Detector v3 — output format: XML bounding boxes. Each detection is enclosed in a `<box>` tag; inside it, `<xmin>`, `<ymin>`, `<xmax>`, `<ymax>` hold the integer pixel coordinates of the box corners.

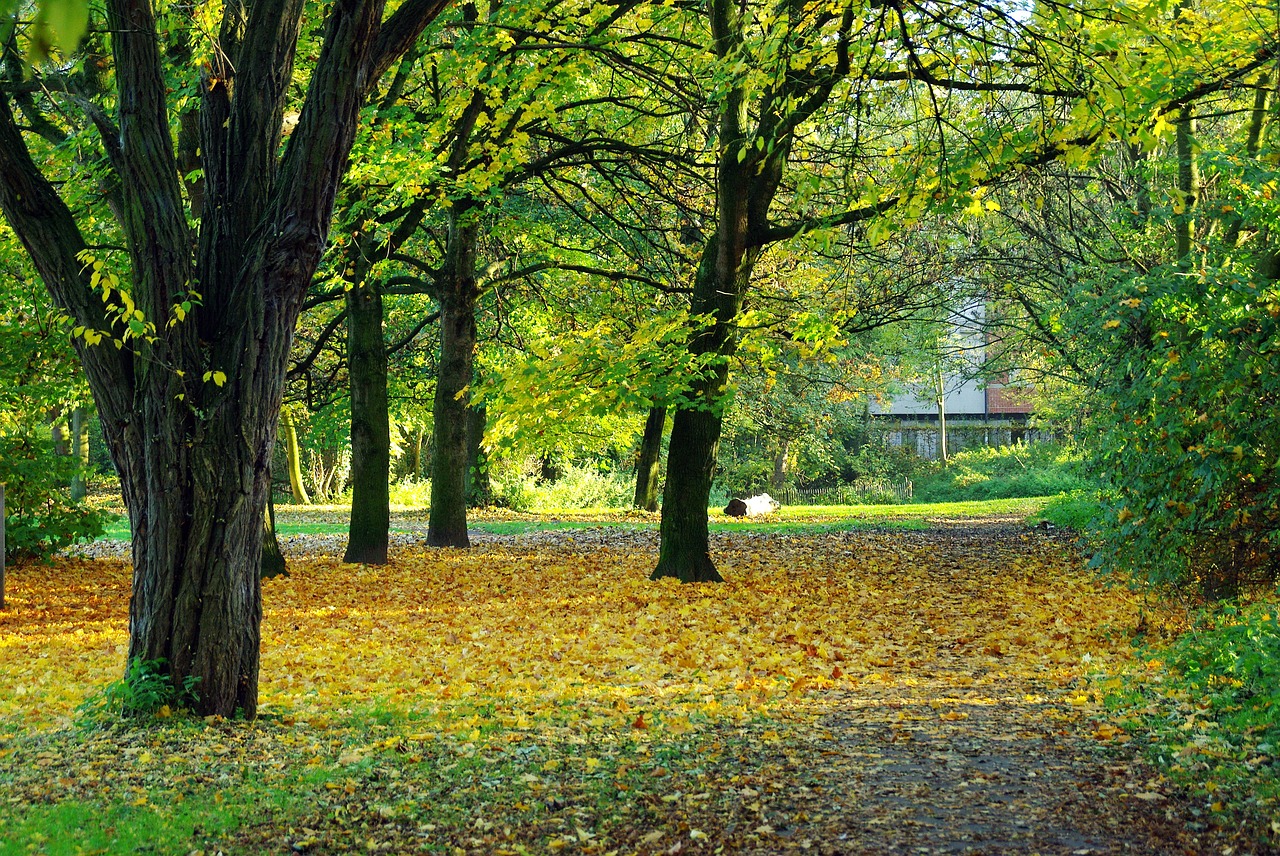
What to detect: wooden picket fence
<box><xmin>776</xmin><ymin>478</ymin><xmax>913</xmax><ymax>506</ymax></box>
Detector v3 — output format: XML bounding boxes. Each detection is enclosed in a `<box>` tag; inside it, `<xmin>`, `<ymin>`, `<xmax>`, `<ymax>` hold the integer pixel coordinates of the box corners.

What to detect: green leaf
<box><xmin>41</xmin><ymin>0</ymin><xmax>89</xmax><ymax>53</ymax></box>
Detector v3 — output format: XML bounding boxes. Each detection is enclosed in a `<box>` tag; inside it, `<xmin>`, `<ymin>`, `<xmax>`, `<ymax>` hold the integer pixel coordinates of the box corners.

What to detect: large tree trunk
<box><xmin>633</xmin><ymin>406</ymin><xmax>666</xmax><ymax>511</ymax></box>
<box><xmin>427</xmin><ymin>210</ymin><xmax>479</xmax><ymax>548</ymax></box>
<box><xmin>653</xmin><ymin>240</ymin><xmax>753</xmax><ymax>582</ymax></box>
<box><xmin>345</xmin><ymin>280</ymin><xmax>390</xmax><ymax>564</ymax></box>
<box><xmin>654</xmin><ymin>391</ymin><xmax>725</xmax><ymax>583</ymax></box>
<box><xmin>0</xmin><ymin>0</ymin><xmax>449</xmax><ymax>716</ymax></box>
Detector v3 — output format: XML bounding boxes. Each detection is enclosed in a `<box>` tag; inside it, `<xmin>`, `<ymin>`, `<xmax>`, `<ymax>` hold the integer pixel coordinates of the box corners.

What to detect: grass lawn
<box><xmin>93</xmin><ymin>496</ymin><xmax>1052</xmax><ymax>543</ymax></box>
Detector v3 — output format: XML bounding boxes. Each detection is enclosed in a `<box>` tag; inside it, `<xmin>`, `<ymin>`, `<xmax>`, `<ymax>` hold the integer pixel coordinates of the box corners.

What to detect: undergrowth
<box><xmin>1107</xmin><ymin>599</ymin><xmax>1280</xmax><ymax>848</ymax></box>
<box><xmin>914</xmin><ymin>442</ymin><xmax>1092</xmax><ymax>502</ymax></box>
<box><xmin>78</xmin><ymin>658</ymin><xmax>201</xmax><ymax>723</ymax></box>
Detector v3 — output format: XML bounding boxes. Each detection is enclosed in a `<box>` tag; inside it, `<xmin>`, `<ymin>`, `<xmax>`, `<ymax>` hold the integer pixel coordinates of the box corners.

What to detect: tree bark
<box><xmin>770</xmin><ymin>436</ymin><xmax>790</xmax><ymax>492</ymax></box>
<box><xmin>406</xmin><ymin>425</ymin><xmax>424</xmax><ymax>480</ymax></box>
<box><xmin>344</xmin><ymin>279</ymin><xmax>390</xmax><ymax>564</ymax></box>
<box><xmin>427</xmin><ymin>208</ymin><xmax>480</xmax><ymax>548</ymax></box>
<box><xmin>652</xmin><ymin>0</ymin><xmax>850</xmax><ymax>582</ymax></box>
<box><xmin>633</xmin><ymin>406</ymin><xmax>666</xmax><ymax>511</ymax></box>
<box><xmin>655</xmin><ymin>391</ymin><xmax>726</xmax><ymax>583</ymax></box>
<box><xmin>51</xmin><ymin>416</ymin><xmax>69</xmax><ymax>457</ymax></box>
<box><xmin>936</xmin><ymin>362</ymin><xmax>948</xmax><ymax>466</ymax></box>
<box><xmin>653</xmin><ymin>239</ymin><xmax>752</xmax><ymax>582</ymax></box>
<box><xmin>1175</xmin><ymin>104</ymin><xmax>1199</xmax><ymax>262</ymax></box>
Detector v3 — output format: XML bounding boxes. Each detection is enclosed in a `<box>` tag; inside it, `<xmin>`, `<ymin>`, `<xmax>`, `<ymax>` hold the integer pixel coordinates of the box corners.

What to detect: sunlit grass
<box><xmin>92</xmin><ymin>496</ymin><xmax>1055</xmax><ymax>544</ymax></box>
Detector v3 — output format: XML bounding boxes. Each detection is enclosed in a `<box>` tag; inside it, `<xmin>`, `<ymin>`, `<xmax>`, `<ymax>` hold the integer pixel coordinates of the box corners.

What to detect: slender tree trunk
<box><xmin>936</xmin><ymin>363</ymin><xmax>948</xmax><ymax>466</ymax></box>
<box><xmin>281</xmin><ymin>407</ymin><xmax>311</xmax><ymax>505</ymax></box>
<box><xmin>51</xmin><ymin>417</ymin><xmax>68</xmax><ymax>456</ymax></box>
<box><xmin>1175</xmin><ymin>104</ymin><xmax>1199</xmax><ymax>261</ymax></box>
<box><xmin>70</xmin><ymin>406</ymin><xmax>89</xmax><ymax>502</ymax></box>
<box><xmin>427</xmin><ymin>210</ymin><xmax>479</xmax><ymax>548</ymax></box>
<box><xmin>407</xmin><ymin>426</ymin><xmax>424</xmax><ymax>480</ymax></box>
<box><xmin>1</xmin><ymin>483</ymin><xmax>5</xmax><ymax>609</ymax></box>
<box><xmin>770</xmin><ymin>436</ymin><xmax>790</xmax><ymax>492</ymax></box>
<box><xmin>1225</xmin><ymin>74</ymin><xmax>1272</xmax><ymax>248</ymax></box>
<box><xmin>345</xmin><ymin>280</ymin><xmax>390</xmax><ymax>564</ymax></box>
<box><xmin>634</xmin><ymin>406</ymin><xmax>666</xmax><ymax>511</ymax></box>
<box><xmin>261</xmin><ymin>491</ymin><xmax>287</xmax><ymax>579</ymax></box>
<box><xmin>465</xmin><ymin>402</ymin><xmax>490</xmax><ymax>507</ymax></box>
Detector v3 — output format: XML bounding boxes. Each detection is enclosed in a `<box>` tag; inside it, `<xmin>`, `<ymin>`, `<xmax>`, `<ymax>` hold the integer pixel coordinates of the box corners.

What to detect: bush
<box><xmin>1</xmin><ymin>432</ymin><xmax>108</xmax><ymax>562</ymax></box>
<box><xmin>489</xmin><ymin>460</ymin><xmax>633</xmax><ymax>511</ymax></box>
<box><xmin>530</xmin><ymin>464</ymin><xmax>632</xmax><ymax>510</ymax></box>
<box><xmin>914</xmin><ymin>442</ymin><xmax>1091</xmax><ymax>503</ymax></box>
<box><xmin>388</xmin><ymin>478</ymin><xmax>432</xmax><ymax>508</ymax></box>
<box><xmin>78</xmin><ymin>657</ymin><xmax>201</xmax><ymax>722</ymax></box>
<box><xmin>1084</xmin><ymin>268</ymin><xmax>1280</xmax><ymax>598</ymax></box>
<box><xmin>1108</xmin><ymin>602</ymin><xmax>1280</xmax><ymax>846</ymax></box>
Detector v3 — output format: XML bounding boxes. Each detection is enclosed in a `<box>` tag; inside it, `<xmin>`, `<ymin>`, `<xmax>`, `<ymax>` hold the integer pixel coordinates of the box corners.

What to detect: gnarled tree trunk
<box><xmin>0</xmin><ymin>0</ymin><xmax>450</xmax><ymax>716</ymax></box>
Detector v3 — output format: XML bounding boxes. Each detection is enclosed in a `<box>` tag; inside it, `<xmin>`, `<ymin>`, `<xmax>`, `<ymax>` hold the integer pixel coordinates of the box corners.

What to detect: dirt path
<box><xmin>593</xmin><ymin>523</ymin><xmax>1218</xmax><ymax>855</ymax></box>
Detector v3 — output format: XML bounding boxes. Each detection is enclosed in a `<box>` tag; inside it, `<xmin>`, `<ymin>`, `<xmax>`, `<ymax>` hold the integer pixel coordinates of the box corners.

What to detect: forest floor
<box><xmin>0</xmin><ymin>514</ymin><xmax>1245</xmax><ymax>855</ymax></box>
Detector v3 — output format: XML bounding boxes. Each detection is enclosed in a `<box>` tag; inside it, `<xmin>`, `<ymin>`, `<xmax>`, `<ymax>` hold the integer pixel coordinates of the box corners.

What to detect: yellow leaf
<box><xmin>1103</xmin><ymin>319</ymin><xmax>1121</xmax><ymax>329</ymax></box>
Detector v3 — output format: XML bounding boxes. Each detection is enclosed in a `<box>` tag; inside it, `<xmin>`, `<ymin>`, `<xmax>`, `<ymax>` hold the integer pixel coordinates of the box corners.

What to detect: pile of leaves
<box><xmin>0</xmin><ymin>524</ymin><xmax>1237</xmax><ymax>853</ymax></box>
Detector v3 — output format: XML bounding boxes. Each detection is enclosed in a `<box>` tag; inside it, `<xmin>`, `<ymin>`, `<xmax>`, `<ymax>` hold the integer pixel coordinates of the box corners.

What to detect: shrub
<box><xmin>78</xmin><ymin>658</ymin><xmax>201</xmax><ymax>722</ymax></box>
<box><xmin>529</xmin><ymin>464</ymin><xmax>632</xmax><ymax>510</ymax></box>
<box><xmin>489</xmin><ymin>460</ymin><xmax>633</xmax><ymax>511</ymax></box>
<box><xmin>1108</xmin><ymin>602</ymin><xmax>1280</xmax><ymax>845</ymax></box>
<box><xmin>1084</xmin><ymin>268</ymin><xmax>1280</xmax><ymax>598</ymax></box>
<box><xmin>389</xmin><ymin>478</ymin><xmax>432</xmax><ymax>508</ymax></box>
<box><xmin>914</xmin><ymin>442</ymin><xmax>1091</xmax><ymax>503</ymax></box>
<box><xmin>1</xmin><ymin>432</ymin><xmax>108</xmax><ymax>562</ymax></box>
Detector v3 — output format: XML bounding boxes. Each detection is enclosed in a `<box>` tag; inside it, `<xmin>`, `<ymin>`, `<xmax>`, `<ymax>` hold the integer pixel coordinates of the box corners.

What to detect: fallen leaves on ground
<box><xmin>0</xmin><ymin>522</ymin><xmax>1225</xmax><ymax>853</ymax></box>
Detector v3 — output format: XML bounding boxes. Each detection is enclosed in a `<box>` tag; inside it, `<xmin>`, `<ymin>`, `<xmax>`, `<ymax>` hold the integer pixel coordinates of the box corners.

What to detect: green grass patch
<box><xmin>1027</xmin><ymin>490</ymin><xmax>1102</xmax><ymax>531</ymax></box>
<box><xmin>0</xmin><ymin>703</ymin><xmax>793</xmax><ymax>855</ymax></box>
<box><xmin>93</xmin><ymin>497</ymin><xmax>1053</xmax><ymax>545</ymax></box>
